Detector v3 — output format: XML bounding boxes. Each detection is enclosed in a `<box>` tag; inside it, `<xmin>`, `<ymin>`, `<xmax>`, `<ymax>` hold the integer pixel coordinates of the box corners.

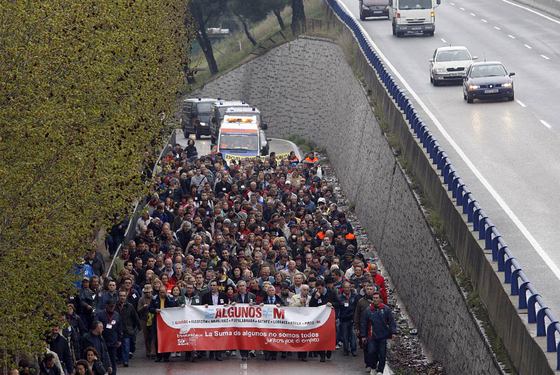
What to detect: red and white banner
<box><xmin>156</xmin><ymin>304</ymin><xmax>335</xmax><ymax>352</ymax></box>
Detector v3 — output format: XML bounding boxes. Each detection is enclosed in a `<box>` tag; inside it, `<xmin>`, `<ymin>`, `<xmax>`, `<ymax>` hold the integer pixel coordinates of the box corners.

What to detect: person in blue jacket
<box><xmin>360</xmin><ymin>291</ymin><xmax>397</xmax><ymax>375</ymax></box>
<box><xmin>336</xmin><ymin>281</ymin><xmax>359</xmax><ymax>356</ymax></box>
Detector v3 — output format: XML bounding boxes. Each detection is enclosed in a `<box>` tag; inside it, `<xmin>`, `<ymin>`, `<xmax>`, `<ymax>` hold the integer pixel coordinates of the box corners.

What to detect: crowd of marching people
<box><xmin>22</xmin><ymin>142</ymin><xmax>397</xmax><ymax>375</ymax></box>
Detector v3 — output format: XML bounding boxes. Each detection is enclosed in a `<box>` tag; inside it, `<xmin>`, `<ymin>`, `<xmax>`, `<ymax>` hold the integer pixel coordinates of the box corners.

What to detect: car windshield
<box><xmin>399</xmin><ymin>0</ymin><xmax>432</xmax><ymax>10</ymax></box>
<box><xmin>195</xmin><ymin>102</ymin><xmax>213</xmax><ymax>113</ymax></box>
<box><xmin>470</xmin><ymin>64</ymin><xmax>507</xmax><ymax>78</ymax></box>
<box><xmin>219</xmin><ymin>134</ymin><xmax>258</xmax><ymax>151</ymax></box>
<box><xmin>436</xmin><ymin>50</ymin><xmax>471</xmax><ymax>62</ymax></box>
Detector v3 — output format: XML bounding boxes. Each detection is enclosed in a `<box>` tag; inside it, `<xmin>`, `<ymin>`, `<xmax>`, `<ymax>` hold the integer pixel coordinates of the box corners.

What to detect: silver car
<box><xmin>429</xmin><ymin>46</ymin><xmax>477</xmax><ymax>86</ymax></box>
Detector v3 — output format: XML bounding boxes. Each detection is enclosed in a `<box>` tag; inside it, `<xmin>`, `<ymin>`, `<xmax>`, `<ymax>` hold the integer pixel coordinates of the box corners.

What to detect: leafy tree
<box><xmin>265</xmin><ymin>0</ymin><xmax>289</xmax><ymax>30</ymax></box>
<box><xmin>291</xmin><ymin>0</ymin><xmax>306</xmax><ymax>35</ymax></box>
<box><xmin>0</xmin><ymin>0</ymin><xmax>191</xmax><ymax>361</ymax></box>
<box><xmin>229</xmin><ymin>0</ymin><xmax>265</xmax><ymax>46</ymax></box>
<box><xmin>190</xmin><ymin>0</ymin><xmax>227</xmax><ymax>75</ymax></box>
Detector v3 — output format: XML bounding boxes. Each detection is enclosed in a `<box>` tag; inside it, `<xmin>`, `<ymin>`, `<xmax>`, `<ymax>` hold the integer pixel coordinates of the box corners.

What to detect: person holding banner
<box><xmin>149</xmin><ymin>286</ymin><xmax>176</xmax><ymax>362</ymax></box>
<box><xmin>233</xmin><ymin>280</ymin><xmax>256</xmax><ymax>360</ymax></box>
<box><xmin>360</xmin><ymin>291</ymin><xmax>398</xmax><ymax>375</ymax></box>
<box><xmin>309</xmin><ymin>280</ymin><xmax>338</xmax><ymax>362</ymax></box>
<box><xmin>262</xmin><ymin>284</ymin><xmax>285</xmax><ymax>361</ymax></box>
<box><xmin>289</xmin><ymin>284</ymin><xmax>312</xmax><ymax>362</ymax></box>
<box><xmin>201</xmin><ymin>281</ymin><xmax>227</xmax><ymax>361</ymax></box>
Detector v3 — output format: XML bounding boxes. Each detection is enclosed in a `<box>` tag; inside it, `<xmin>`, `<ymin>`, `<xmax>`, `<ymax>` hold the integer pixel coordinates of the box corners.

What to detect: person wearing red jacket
<box><xmin>369</xmin><ymin>263</ymin><xmax>388</xmax><ymax>304</ymax></box>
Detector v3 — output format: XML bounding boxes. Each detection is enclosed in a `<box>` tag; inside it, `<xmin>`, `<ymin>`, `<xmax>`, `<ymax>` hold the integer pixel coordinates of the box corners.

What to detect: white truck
<box><xmin>389</xmin><ymin>0</ymin><xmax>441</xmax><ymax>37</ymax></box>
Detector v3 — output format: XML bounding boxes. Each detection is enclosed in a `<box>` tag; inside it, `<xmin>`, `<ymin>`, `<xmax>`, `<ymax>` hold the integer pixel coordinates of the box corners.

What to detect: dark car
<box><xmin>180</xmin><ymin>98</ymin><xmax>217</xmax><ymax>139</ymax></box>
<box><xmin>360</xmin><ymin>0</ymin><xmax>390</xmax><ymax>20</ymax></box>
<box><xmin>463</xmin><ymin>62</ymin><xmax>515</xmax><ymax>103</ymax></box>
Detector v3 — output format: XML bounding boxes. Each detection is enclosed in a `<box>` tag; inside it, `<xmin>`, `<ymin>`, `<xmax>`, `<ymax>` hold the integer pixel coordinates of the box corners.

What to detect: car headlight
<box><xmin>435</xmin><ymin>68</ymin><xmax>446</xmax><ymax>74</ymax></box>
<box><xmin>200</xmin><ymin>122</ymin><xmax>207</xmax><ymax>126</ymax></box>
<box><xmin>502</xmin><ymin>82</ymin><xmax>512</xmax><ymax>88</ymax></box>
<box><xmin>468</xmin><ymin>85</ymin><xmax>479</xmax><ymax>91</ymax></box>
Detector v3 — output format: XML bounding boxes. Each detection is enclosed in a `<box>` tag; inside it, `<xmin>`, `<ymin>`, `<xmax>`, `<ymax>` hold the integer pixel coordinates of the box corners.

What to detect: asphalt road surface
<box><xmin>339</xmin><ymin>0</ymin><xmax>560</xmax><ymax>313</ymax></box>
<box><xmin>120</xmin><ymin>349</ymin><xmax>393</xmax><ymax>375</ymax></box>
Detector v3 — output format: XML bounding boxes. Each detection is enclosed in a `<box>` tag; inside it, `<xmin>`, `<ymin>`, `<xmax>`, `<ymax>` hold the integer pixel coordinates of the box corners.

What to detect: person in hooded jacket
<box><xmin>360</xmin><ymin>291</ymin><xmax>397</xmax><ymax>375</ymax></box>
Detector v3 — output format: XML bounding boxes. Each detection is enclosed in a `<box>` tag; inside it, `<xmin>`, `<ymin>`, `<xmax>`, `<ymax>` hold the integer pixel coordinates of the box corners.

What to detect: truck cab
<box><xmin>217</xmin><ymin>115</ymin><xmax>269</xmax><ymax>164</ymax></box>
<box><xmin>209</xmin><ymin>100</ymin><xmax>251</xmax><ymax>144</ymax></box>
<box><xmin>389</xmin><ymin>0</ymin><xmax>441</xmax><ymax>37</ymax></box>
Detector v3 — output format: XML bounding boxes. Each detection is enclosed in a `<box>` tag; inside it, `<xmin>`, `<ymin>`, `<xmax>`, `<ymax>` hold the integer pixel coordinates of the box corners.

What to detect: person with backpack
<box><xmin>360</xmin><ymin>291</ymin><xmax>398</xmax><ymax>375</ymax></box>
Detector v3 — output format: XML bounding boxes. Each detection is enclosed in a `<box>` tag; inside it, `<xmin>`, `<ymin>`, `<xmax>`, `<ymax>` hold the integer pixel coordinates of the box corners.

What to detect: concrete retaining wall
<box><xmin>196</xmin><ymin>35</ymin><xmax>503</xmax><ymax>374</ymax></box>
<box><xmin>510</xmin><ymin>0</ymin><xmax>560</xmax><ymax>19</ymax></box>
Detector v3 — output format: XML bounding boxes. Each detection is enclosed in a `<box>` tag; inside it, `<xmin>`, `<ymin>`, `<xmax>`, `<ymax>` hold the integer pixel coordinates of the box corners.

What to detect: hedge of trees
<box><xmin>0</xmin><ymin>0</ymin><xmax>192</xmax><ymax>358</ymax></box>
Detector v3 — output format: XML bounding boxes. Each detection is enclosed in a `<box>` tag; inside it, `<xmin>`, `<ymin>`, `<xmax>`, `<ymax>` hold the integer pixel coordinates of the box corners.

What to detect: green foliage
<box><xmin>0</xmin><ymin>0</ymin><xmax>192</xmax><ymax>359</ymax></box>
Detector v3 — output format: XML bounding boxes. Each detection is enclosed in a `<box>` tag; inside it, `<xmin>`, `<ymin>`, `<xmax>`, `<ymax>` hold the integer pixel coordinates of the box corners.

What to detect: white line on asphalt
<box><xmin>450</xmin><ymin>2</ymin><xmax>455</xmax><ymax>5</ymax></box>
<box><xmin>481</xmin><ymin>19</ymin><xmax>488</xmax><ymax>23</ymax></box>
<box><xmin>494</xmin><ymin>26</ymin><xmax>501</xmax><ymax>30</ymax></box>
<box><xmin>508</xmin><ymin>34</ymin><xmax>516</xmax><ymax>39</ymax></box>
<box><xmin>516</xmin><ymin>100</ymin><xmax>527</xmax><ymax>108</ymax></box>
<box><xmin>524</xmin><ymin>44</ymin><xmax>532</xmax><ymax>49</ymax></box>
<box><xmin>441</xmin><ymin>38</ymin><xmax>447</xmax><ymax>43</ymax></box>
<box><xmin>470</xmin><ymin>12</ymin><xmax>476</xmax><ymax>16</ymax></box>
<box><xmin>336</xmin><ymin>0</ymin><xmax>560</xmax><ymax>282</ymax></box>
<box><xmin>541</xmin><ymin>54</ymin><xmax>551</xmax><ymax>60</ymax></box>
<box><xmin>459</xmin><ymin>7</ymin><xmax>465</xmax><ymax>11</ymax></box>
<box><xmin>502</xmin><ymin>0</ymin><xmax>560</xmax><ymax>25</ymax></box>
<box><xmin>540</xmin><ymin>120</ymin><xmax>552</xmax><ymax>129</ymax></box>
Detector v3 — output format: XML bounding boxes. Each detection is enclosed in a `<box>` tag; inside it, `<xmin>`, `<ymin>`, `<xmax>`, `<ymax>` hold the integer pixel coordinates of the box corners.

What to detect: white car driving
<box><xmin>429</xmin><ymin>46</ymin><xmax>477</xmax><ymax>86</ymax></box>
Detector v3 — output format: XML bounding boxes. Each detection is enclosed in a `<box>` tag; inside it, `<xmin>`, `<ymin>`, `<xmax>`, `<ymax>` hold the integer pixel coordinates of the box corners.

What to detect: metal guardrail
<box><xmin>105</xmin><ymin>130</ymin><xmax>177</xmax><ymax>278</ymax></box>
<box><xmin>325</xmin><ymin>0</ymin><xmax>560</xmax><ymax>370</ymax></box>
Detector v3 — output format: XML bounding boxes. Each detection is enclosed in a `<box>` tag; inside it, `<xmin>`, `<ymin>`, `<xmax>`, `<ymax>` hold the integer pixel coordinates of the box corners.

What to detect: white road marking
<box><xmin>508</xmin><ymin>34</ymin><xmax>516</xmax><ymax>39</ymax></box>
<box><xmin>541</xmin><ymin>54</ymin><xmax>551</xmax><ymax>60</ymax></box>
<box><xmin>524</xmin><ymin>44</ymin><xmax>532</xmax><ymax>49</ymax></box>
<box><xmin>470</xmin><ymin>12</ymin><xmax>476</xmax><ymax>16</ymax></box>
<box><xmin>540</xmin><ymin>120</ymin><xmax>552</xmax><ymax>129</ymax></box>
<box><xmin>516</xmin><ymin>100</ymin><xmax>527</xmax><ymax>108</ymax></box>
<box><xmin>335</xmin><ymin>0</ymin><xmax>560</xmax><ymax>282</ymax></box>
<box><xmin>441</xmin><ymin>38</ymin><xmax>447</xmax><ymax>43</ymax></box>
<box><xmin>460</xmin><ymin>7</ymin><xmax>465</xmax><ymax>11</ymax></box>
<box><xmin>450</xmin><ymin>2</ymin><xmax>455</xmax><ymax>5</ymax></box>
<box><xmin>502</xmin><ymin>0</ymin><xmax>560</xmax><ymax>25</ymax></box>
<box><xmin>494</xmin><ymin>26</ymin><xmax>502</xmax><ymax>30</ymax></box>
<box><xmin>481</xmin><ymin>19</ymin><xmax>488</xmax><ymax>23</ymax></box>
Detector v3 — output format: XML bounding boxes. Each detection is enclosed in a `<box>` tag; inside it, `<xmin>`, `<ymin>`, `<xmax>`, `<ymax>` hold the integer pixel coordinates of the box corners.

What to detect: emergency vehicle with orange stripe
<box><xmin>217</xmin><ymin>115</ymin><xmax>269</xmax><ymax>163</ymax></box>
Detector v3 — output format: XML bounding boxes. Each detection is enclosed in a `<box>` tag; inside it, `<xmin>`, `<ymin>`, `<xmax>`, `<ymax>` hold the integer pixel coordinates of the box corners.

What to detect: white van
<box><xmin>389</xmin><ymin>0</ymin><xmax>441</xmax><ymax>37</ymax></box>
<box><xmin>218</xmin><ymin>116</ymin><xmax>269</xmax><ymax>163</ymax></box>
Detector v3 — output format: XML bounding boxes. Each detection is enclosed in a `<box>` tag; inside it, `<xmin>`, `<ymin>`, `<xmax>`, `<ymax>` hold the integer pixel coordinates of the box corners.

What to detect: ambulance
<box><xmin>217</xmin><ymin>115</ymin><xmax>269</xmax><ymax>163</ymax></box>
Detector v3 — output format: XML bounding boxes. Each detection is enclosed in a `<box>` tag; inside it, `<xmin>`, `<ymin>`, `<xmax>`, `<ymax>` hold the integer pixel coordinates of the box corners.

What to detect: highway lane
<box><xmin>338</xmin><ymin>0</ymin><xmax>560</xmax><ymax>311</ymax></box>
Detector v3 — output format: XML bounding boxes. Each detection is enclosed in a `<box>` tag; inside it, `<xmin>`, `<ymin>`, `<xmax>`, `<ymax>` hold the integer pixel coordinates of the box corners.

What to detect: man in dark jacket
<box><xmin>360</xmin><ymin>291</ymin><xmax>397</xmax><ymax>375</ymax></box>
<box><xmin>80</xmin><ymin>321</ymin><xmax>111</xmax><ymax>374</ymax></box>
<box><xmin>309</xmin><ymin>280</ymin><xmax>338</xmax><ymax>362</ymax></box>
<box><xmin>96</xmin><ymin>301</ymin><xmax>122</xmax><ymax>375</ymax></box>
<box><xmin>336</xmin><ymin>281</ymin><xmax>359</xmax><ymax>356</ymax></box>
<box><xmin>117</xmin><ymin>290</ymin><xmax>140</xmax><ymax>367</ymax></box>
<box><xmin>47</xmin><ymin>325</ymin><xmax>73</xmax><ymax>374</ymax></box>
<box><xmin>149</xmin><ymin>286</ymin><xmax>177</xmax><ymax>362</ymax></box>
<box><xmin>233</xmin><ymin>280</ymin><xmax>256</xmax><ymax>360</ymax></box>
<box><xmin>262</xmin><ymin>284</ymin><xmax>285</xmax><ymax>361</ymax></box>
<box><xmin>354</xmin><ymin>283</ymin><xmax>375</xmax><ymax>370</ymax></box>
<box><xmin>234</xmin><ymin>281</ymin><xmax>256</xmax><ymax>304</ymax></box>
<box><xmin>63</xmin><ymin>303</ymin><xmax>86</xmax><ymax>364</ymax></box>
<box><xmin>201</xmin><ymin>280</ymin><xmax>227</xmax><ymax>361</ymax></box>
